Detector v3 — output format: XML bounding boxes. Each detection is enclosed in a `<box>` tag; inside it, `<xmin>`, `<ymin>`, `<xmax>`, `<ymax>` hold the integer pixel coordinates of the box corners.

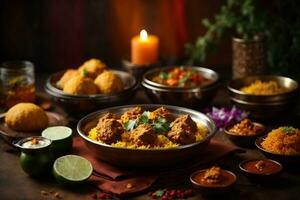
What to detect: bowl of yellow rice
<box><xmin>255</xmin><ymin>126</ymin><xmax>300</xmax><ymax>167</ymax></box>
<box><xmin>77</xmin><ymin>104</ymin><xmax>216</xmax><ymax>168</ymax></box>
<box><xmin>228</xmin><ymin>75</ymin><xmax>299</xmax><ymax>119</ymax></box>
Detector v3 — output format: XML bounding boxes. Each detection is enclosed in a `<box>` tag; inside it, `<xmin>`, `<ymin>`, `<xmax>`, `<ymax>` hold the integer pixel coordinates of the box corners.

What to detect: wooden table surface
<box><xmin>1</xmin><ymin>80</ymin><xmax>300</xmax><ymax>200</ymax></box>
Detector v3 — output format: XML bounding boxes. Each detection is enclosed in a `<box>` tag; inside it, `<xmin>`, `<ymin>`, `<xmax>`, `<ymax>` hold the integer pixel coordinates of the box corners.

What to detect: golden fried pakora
<box><xmin>94</xmin><ymin>71</ymin><xmax>124</xmax><ymax>94</ymax></box>
<box><xmin>78</xmin><ymin>58</ymin><xmax>107</xmax><ymax>79</ymax></box>
<box><xmin>57</xmin><ymin>69</ymin><xmax>80</xmax><ymax>89</ymax></box>
<box><xmin>63</xmin><ymin>76</ymin><xmax>98</xmax><ymax>95</ymax></box>
<box><xmin>5</xmin><ymin>103</ymin><xmax>48</xmax><ymax>132</ymax></box>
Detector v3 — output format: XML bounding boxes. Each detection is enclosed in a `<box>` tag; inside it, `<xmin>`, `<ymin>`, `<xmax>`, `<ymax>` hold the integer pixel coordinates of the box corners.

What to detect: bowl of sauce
<box><xmin>239</xmin><ymin>159</ymin><xmax>282</xmax><ymax>182</ymax></box>
<box><xmin>224</xmin><ymin>118</ymin><xmax>265</xmax><ymax>147</ymax></box>
<box><xmin>190</xmin><ymin>166</ymin><xmax>236</xmax><ymax>195</ymax></box>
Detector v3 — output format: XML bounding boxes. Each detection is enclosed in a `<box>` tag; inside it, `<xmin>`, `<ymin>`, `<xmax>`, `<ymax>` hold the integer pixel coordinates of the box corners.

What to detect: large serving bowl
<box><xmin>228</xmin><ymin>75</ymin><xmax>299</xmax><ymax>120</ymax></box>
<box><xmin>77</xmin><ymin>104</ymin><xmax>217</xmax><ymax>168</ymax></box>
<box><xmin>45</xmin><ymin>70</ymin><xmax>138</xmax><ymax>116</ymax></box>
<box><xmin>141</xmin><ymin>66</ymin><xmax>219</xmax><ymax>108</ymax></box>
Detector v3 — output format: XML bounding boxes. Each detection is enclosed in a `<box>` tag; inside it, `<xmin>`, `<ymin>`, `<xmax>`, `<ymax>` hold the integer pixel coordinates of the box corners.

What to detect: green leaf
<box><xmin>139</xmin><ymin>111</ymin><xmax>150</xmax><ymax>124</ymax></box>
<box><xmin>82</xmin><ymin>68</ymin><xmax>88</xmax><ymax>77</ymax></box>
<box><xmin>159</xmin><ymin>72</ymin><xmax>169</xmax><ymax>80</ymax></box>
<box><xmin>282</xmin><ymin>127</ymin><xmax>295</xmax><ymax>135</ymax></box>
<box><xmin>124</xmin><ymin>119</ymin><xmax>137</xmax><ymax>131</ymax></box>
<box><xmin>152</xmin><ymin>117</ymin><xmax>171</xmax><ymax>134</ymax></box>
<box><xmin>153</xmin><ymin>189</ymin><xmax>165</xmax><ymax>197</ymax></box>
<box><xmin>202</xmin><ymin>18</ymin><xmax>211</xmax><ymax>28</ymax></box>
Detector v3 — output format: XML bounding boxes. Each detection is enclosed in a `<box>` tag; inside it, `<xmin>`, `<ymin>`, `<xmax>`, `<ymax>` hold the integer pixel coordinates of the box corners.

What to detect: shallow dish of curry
<box><xmin>77</xmin><ymin>104</ymin><xmax>216</xmax><ymax>168</ymax></box>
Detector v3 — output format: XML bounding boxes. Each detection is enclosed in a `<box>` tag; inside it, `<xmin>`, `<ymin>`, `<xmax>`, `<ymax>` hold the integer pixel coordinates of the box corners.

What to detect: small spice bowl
<box><xmin>190</xmin><ymin>168</ymin><xmax>237</xmax><ymax>196</ymax></box>
<box><xmin>239</xmin><ymin>159</ymin><xmax>282</xmax><ymax>183</ymax></box>
<box><xmin>41</xmin><ymin>126</ymin><xmax>73</xmax><ymax>158</ymax></box>
<box><xmin>224</xmin><ymin>119</ymin><xmax>265</xmax><ymax>147</ymax></box>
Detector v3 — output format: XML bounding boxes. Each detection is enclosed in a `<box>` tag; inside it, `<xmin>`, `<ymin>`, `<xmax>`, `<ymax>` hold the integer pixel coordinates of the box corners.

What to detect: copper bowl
<box><xmin>45</xmin><ymin>70</ymin><xmax>138</xmax><ymax>116</ymax></box>
<box><xmin>255</xmin><ymin>136</ymin><xmax>300</xmax><ymax>167</ymax></box>
<box><xmin>77</xmin><ymin>104</ymin><xmax>216</xmax><ymax>168</ymax></box>
<box><xmin>141</xmin><ymin>66</ymin><xmax>219</xmax><ymax>108</ymax></box>
<box><xmin>228</xmin><ymin>75</ymin><xmax>299</xmax><ymax>119</ymax></box>
<box><xmin>224</xmin><ymin>121</ymin><xmax>265</xmax><ymax>147</ymax></box>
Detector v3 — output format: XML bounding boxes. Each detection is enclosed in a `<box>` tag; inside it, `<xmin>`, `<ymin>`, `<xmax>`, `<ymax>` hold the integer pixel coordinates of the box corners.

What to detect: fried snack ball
<box><xmin>57</xmin><ymin>69</ymin><xmax>80</xmax><ymax>89</ymax></box>
<box><xmin>5</xmin><ymin>103</ymin><xmax>48</xmax><ymax>132</ymax></box>
<box><xmin>63</xmin><ymin>76</ymin><xmax>98</xmax><ymax>95</ymax></box>
<box><xmin>94</xmin><ymin>71</ymin><xmax>124</xmax><ymax>94</ymax></box>
<box><xmin>78</xmin><ymin>58</ymin><xmax>107</xmax><ymax>79</ymax></box>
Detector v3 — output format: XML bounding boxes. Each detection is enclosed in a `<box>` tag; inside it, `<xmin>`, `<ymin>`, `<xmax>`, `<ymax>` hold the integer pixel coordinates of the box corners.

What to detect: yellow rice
<box><xmin>240</xmin><ymin>80</ymin><xmax>286</xmax><ymax>95</ymax></box>
<box><xmin>261</xmin><ymin>127</ymin><xmax>300</xmax><ymax>155</ymax></box>
<box><xmin>87</xmin><ymin>123</ymin><xmax>208</xmax><ymax>149</ymax></box>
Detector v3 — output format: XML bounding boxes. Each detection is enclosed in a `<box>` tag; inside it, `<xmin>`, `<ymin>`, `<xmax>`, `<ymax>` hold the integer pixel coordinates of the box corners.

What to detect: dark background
<box><xmin>0</xmin><ymin>0</ymin><xmax>232</xmax><ymax>73</ymax></box>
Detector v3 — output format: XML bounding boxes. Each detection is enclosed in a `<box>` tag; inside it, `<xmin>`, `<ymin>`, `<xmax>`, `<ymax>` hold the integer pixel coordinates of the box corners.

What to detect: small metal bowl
<box><xmin>224</xmin><ymin>121</ymin><xmax>265</xmax><ymax>147</ymax></box>
<box><xmin>190</xmin><ymin>168</ymin><xmax>237</xmax><ymax>196</ymax></box>
<box><xmin>142</xmin><ymin>66</ymin><xmax>219</xmax><ymax>108</ymax></box>
<box><xmin>228</xmin><ymin>75</ymin><xmax>299</xmax><ymax>119</ymax></box>
<box><xmin>45</xmin><ymin>70</ymin><xmax>138</xmax><ymax>116</ymax></box>
<box><xmin>239</xmin><ymin>159</ymin><xmax>282</xmax><ymax>183</ymax></box>
<box><xmin>77</xmin><ymin>104</ymin><xmax>216</xmax><ymax>168</ymax></box>
<box><xmin>255</xmin><ymin>136</ymin><xmax>300</xmax><ymax>167</ymax></box>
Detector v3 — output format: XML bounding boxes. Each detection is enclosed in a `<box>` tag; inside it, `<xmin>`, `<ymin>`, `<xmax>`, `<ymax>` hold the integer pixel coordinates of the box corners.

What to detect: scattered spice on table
<box><xmin>148</xmin><ymin>188</ymin><xmax>194</xmax><ymax>199</ymax></box>
<box><xmin>90</xmin><ymin>192</ymin><xmax>116</xmax><ymax>200</ymax></box>
<box><xmin>40</xmin><ymin>190</ymin><xmax>62</xmax><ymax>199</ymax></box>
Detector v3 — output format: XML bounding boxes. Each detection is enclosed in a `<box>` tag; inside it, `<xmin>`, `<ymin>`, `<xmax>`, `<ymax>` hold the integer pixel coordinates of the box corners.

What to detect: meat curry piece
<box><xmin>151</xmin><ymin>107</ymin><xmax>174</xmax><ymax>122</ymax></box>
<box><xmin>98</xmin><ymin>112</ymin><xmax>119</xmax><ymax>123</ymax></box>
<box><xmin>202</xmin><ymin>166</ymin><xmax>223</xmax><ymax>184</ymax></box>
<box><xmin>96</xmin><ymin>114</ymin><xmax>124</xmax><ymax>144</ymax></box>
<box><xmin>130</xmin><ymin>124</ymin><xmax>157</xmax><ymax>146</ymax></box>
<box><xmin>121</xmin><ymin>106</ymin><xmax>144</xmax><ymax>122</ymax></box>
<box><xmin>167</xmin><ymin>115</ymin><xmax>197</xmax><ymax>145</ymax></box>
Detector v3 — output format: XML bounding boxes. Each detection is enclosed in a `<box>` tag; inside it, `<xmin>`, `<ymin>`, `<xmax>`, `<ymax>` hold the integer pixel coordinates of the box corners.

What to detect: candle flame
<box><xmin>140</xmin><ymin>29</ymin><xmax>148</xmax><ymax>40</ymax></box>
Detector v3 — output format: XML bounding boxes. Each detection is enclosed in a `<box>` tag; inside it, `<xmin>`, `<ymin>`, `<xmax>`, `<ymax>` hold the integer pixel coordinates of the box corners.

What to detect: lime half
<box><xmin>42</xmin><ymin>126</ymin><xmax>72</xmax><ymax>140</ymax></box>
<box><xmin>53</xmin><ymin>155</ymin><xmax>93</xmax><ymax>185</ymax></box>
<box><xmin>42</xmin><ymin>126</ymin><xmax>73</xmax><ymax>158</ymax></box>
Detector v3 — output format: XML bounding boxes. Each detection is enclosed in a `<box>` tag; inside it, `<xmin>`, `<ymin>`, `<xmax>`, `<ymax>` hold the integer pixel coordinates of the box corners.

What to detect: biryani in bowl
<box><xmin>87</xmin><ymin>106</ymin><xmax>208</xmax><ymax>149</ymax></box>
<box><xmin>261</xmin><ymin>127</ymin><xmax>300</xmax><ymax>156</ymax></box>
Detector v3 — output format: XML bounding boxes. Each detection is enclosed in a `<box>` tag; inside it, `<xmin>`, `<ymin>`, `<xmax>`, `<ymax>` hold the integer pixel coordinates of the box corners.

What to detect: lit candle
<box><xmin>131</xmin><ymin>29</ymin><xmax>159</xmax><ymax>65</ymax></box>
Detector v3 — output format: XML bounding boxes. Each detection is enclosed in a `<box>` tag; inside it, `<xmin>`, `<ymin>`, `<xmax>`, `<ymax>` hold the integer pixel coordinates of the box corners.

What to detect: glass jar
<box><xmin>0</xmin><ymin>61</ymin><xmax>36</xmax><ymax>109</ymax></box>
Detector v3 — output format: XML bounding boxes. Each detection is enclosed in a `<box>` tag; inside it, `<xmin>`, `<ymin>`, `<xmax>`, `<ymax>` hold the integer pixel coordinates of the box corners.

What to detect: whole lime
<box><xmin>20</xmin><ymin>151</ymin><xmax>52</xmax><ymax>177</ymax></box>
<box><xmin>53</xmin><ymin>155</ymin><xmax>93</xmax><ymax>186</ymax></box>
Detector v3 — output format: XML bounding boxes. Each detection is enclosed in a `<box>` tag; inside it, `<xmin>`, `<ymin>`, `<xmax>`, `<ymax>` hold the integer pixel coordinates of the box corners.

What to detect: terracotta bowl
<box><xmin>190</xmin><ymin>168</ymin><xmax>237</xmax><ymax>196</ymax></box>
<box><xmin>239</xmin><ymin>159</ymin><xmax>282</xmax><ymax>182</ymax></box>
<box><xmin>224</xmin><ymin>121</ymin><xmax>265</xmax><ymax>147</ymax></box>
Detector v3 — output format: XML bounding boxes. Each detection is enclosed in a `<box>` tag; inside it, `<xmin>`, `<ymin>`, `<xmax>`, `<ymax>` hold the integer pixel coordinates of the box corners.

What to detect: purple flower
<box><xmin>204</xmin><ymin>106</ymin><xmax>249</xmax><ymax>130</ymax></box>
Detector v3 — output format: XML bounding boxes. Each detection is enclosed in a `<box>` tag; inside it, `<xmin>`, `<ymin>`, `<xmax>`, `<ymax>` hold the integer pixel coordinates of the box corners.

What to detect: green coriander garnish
<box><xmin>282</xmin><ymin>126</ymin><xmax>295</xmax><ymax>135</ymax></box>
<box><xmin>152</xmin><ymin>117</ymin><xmax>171</xmax><ymax>134</ymax></box>
<box><xmin>124</xmin><ymin>119</ymin><xmax>137</xmax><ymax>131</ymax></box>
<box><xmin>139</xmin><ymin>111</ymin><xmax>150</xmax><ymax>124</ymax></box>
<box><xmin>82</xmin><ymin>68</ymin><xmax>88</xmax><ymax>77</ymax></box>
<box><xmin>159</xmin><ymin>72</ymin><xmax>169</xmax><ymax>80</ymax></box>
